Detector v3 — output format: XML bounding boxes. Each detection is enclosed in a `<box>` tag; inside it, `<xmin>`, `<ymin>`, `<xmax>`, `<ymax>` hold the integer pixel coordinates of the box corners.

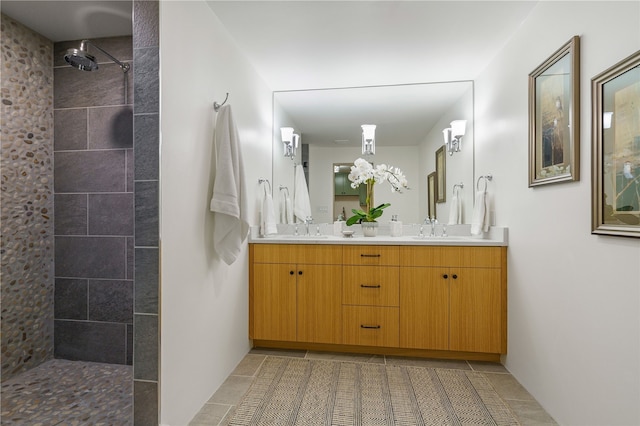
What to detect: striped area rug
<box><xmin>229</xmin><ymin>356</ymin><xmax>519</xmax><ymax>425</ymax></box>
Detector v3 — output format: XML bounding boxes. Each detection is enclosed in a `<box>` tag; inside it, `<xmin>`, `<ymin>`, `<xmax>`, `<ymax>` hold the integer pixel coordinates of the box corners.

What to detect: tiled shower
<box><xmin>1</xmin><ymin>1</ymin><xmax>159</xmax><ymax>423</ymax></box>
<box><xmin>53</xmin><ymin>35</ymin><xmax>135</xmax><ymax>365</ymax></box>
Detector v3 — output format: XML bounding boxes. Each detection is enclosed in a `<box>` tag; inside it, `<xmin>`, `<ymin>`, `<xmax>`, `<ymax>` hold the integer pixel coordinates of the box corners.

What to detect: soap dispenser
<box><xmin>390</xmin><ymin>214</ymin><xmax>403</xmax><ymax>237</ymax></box>
<box><xmin>334</xmin><ymin>214</ymin><xmax>345</xmax><ymax>236</ymax></box>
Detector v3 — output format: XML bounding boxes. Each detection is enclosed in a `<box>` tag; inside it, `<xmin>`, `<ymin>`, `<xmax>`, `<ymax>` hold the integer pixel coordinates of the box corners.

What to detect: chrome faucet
<box><xmin>418</xmin><ymin>217</ymin><xmax>429</xmax><ymax>238</ymax></box>
<box><xmin>419</xmin><ymin>217</ymin><xmax>438</xmax><ymax>237</ymax></box>
<box><xmin>430</xmin><ymin>217</ymin><xmax>438</xmax><ymax>237</ymax></box>
<box><xmin>304</xmin><ymin>216</ymin><xmax>313</xmax><ymax>236</ymax></box>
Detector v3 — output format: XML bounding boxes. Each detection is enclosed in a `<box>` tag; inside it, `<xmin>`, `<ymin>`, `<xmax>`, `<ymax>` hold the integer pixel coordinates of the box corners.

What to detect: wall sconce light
<box><xmin>603</xmin><ymin>112</ymin><xmax>613</xmax><ymax>129</ymax></box>
<box><xmin>280</xmin><ymin>127</ymin><xmax>300</xmax><ymax>158</ymax></box>
<box><xmin>443</xmin><ymin>119</ymin><xmax>466</xmax><ymax>156</ymax></box>
<box><xmin>361</xmin><ymin>124</ymin><xmax>376</xmax><ymax>156</ymax></box>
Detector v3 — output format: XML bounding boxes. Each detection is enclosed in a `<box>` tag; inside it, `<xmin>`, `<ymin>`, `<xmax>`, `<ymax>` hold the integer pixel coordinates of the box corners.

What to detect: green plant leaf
<box><xmin>346</xmin><ymin>216</ymin><xmax>361</xmax><ymax>226</ymax></box>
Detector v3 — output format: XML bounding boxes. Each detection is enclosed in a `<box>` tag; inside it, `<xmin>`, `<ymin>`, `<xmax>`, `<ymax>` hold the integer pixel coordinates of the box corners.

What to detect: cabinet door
<box><xmin>334</xmin><ymin>173</ymin><xmax>346</xmax><ymax>195</ymax></box>
<box><xmin>297</xmin><ymin>264</ymin><xmax>343</xmax><ymax>344</ymax></box>
<box><xmin>449</xmin><ymin>268</ymin><xmax>502</xmax><ymax>353</ymax></box>
<box><xmin>253</xmin><ymin>263</ymin><xmax>297</xmax><ymax>341</ymax></box>
<box><xmin>335</xmin><ymin>173</ymin><xmax>359</xmax><ymax>196</ymax></box>
<box><xmin>399</xmin><ymin>267</ymin><xmax>449</xmax><ymax>350</ymax></box>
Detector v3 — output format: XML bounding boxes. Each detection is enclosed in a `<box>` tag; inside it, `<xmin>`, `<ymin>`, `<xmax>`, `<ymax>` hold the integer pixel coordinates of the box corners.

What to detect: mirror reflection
<box><xmin>273</xmin><ymin>81</ymin><xmax>474</xmax><ymax>225</ymax></box>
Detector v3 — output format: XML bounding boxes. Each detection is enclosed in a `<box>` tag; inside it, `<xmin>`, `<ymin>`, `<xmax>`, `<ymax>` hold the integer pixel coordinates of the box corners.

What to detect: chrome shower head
<box><xmin>64</xmin><ymin>47</ymin><xmax>99</xmax><ymax>71</ymax></box>
<box><xmin>64</xmin><ymin>40</ymin><xmax>130</xmax><ymax>73</ymax></box>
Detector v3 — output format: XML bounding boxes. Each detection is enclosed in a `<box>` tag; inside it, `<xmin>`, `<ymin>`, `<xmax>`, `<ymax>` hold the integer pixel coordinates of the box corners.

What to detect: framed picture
<box><xmin>591</xmin><ymin>49</ymin><xmax>640</xmax><ymax>238</ymax></box>
<box><xmin>427</xmin><ymin>172</ymin><xmax>437</xmax><ymax>219</ymax></box>
<box><xmin>528</xmin><ymin>36</ymin><xmax>580</xmax><ymax>186</ymax></box>
<box><xmin>435</xmin><ymin>146</ymin><xmax>446</xmax><ymax>202</ymax></box>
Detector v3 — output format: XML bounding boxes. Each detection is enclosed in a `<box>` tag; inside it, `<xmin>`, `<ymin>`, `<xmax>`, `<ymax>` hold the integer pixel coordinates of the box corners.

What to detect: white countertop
<box><xmin>249</xmin><ymin>224</ymin><xmax>508</xmax><ymax>247</ymax></box>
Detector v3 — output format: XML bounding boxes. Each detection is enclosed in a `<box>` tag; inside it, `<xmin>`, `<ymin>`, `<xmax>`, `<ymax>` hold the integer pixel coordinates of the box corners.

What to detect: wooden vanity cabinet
<box><xmin>250</xmin><ymin>244</ymin><xmax>342</xmax><ymax>345</ymax></box>
<box><xmin>250</xmin><ymin>243</ymin><xmax>507</xmax><ymax>360</ymax></box>
<box><xmin>399</xmin><ymin>246</ymin><xmax>506</xmax><ymax>354</ymax></box>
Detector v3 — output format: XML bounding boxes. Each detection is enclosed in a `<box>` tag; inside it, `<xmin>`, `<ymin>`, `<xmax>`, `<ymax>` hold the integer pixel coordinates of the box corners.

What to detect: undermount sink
<box><xmin>282</xmin><ymin>234</ymin><xmax>329</xmax><ymax>239</ymax></box>
<box><xmin>412</xmin><ymin>235</ymin><xmax>471</xmax><ymax>241</ymax></box>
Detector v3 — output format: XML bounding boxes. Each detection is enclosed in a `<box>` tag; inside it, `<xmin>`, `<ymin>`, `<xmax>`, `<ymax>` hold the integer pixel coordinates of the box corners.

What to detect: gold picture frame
<box><xmin>427</xmin><ymin>172</ymin><xmax>437</xmax><ymax>219</ymax></box>
<box><xmin>528</xmin><ymin>36</ymin><xmax>580</xmax><ymax>186</ymax></box>
<box><xmin>591</xmin><ymin>49</ymin><xmax>640</xmax><ymax>238</ymax></box>
<box><xmin>435</xmin><ymin>146</ymin><xmax>446</xmax><ymax>203</ymax></box>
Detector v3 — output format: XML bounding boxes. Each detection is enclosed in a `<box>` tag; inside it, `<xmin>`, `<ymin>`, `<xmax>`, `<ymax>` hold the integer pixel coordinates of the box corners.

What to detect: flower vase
<box><xmin>361</xmin><ymin>221</ymin><xmax>379</xmax><ymax>237</ymax></box>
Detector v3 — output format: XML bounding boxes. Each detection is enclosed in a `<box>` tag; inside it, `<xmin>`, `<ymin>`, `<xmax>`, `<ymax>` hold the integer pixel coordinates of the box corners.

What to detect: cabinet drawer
<box><xmin>342</xmin><ymin>245</ymin><xmax>399</xmax><ymax>266</ymax></box>
<box><xmin>342</xmin><ymin>306</ymin><xmax>399</xmax><ymax>347</ymax></box>
<box><xmin>399</xmin><ymin>246</ymin><xmax>504</xmax><ymax>268</ymax></box>
<box><xmin>343</xmin><ymin>266</ymin><xmax>399</xmax><ymax>306</ymax></box>
<box><xmin>252</xmin><ymin>244</ymin><xmax>342</xmax><ymax>265</ymax></box>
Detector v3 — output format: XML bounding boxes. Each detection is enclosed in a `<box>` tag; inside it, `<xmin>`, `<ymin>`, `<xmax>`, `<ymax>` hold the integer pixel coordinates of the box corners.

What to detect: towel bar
<box><xmin>213</xmin><ymin>92</ymin><xmax>229</xmax><ymax>111</ymax></box>
<box><xmin>258</xmin><ymin>178</ymin><xmax>272</xmax><ymax>193</ymax></box>
<box><xmin>476</xmin><ymin>175</ymin><xmax>493</xmax><ymax>191</ymax></box>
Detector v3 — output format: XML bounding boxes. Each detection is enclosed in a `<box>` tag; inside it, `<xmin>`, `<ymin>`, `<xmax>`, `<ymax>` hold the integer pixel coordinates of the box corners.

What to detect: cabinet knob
<box><xmin>360</xmin><ymin>284</ymin><xmax>381</xmax><ymax>289</ymax></box>
<box><xmin>290</xmin><ymin>271</ymin><xmax>294</xmax><ymax>275</ymax></box>
<box><xmin>360</xmin><ymin>325</ymin><xmax>381</xmax><ymax>329</ymax></box>
<box><xmin>298</xmin><ymin>270</ymin><xmax>303</xmax><ymax>275</ymax></box>
<box><xmin>452</xmin><ymin>274</ymin><xmax>458</xmax><ymax>279</ymax></box>
<box><xmin>443</xmin><ymin>274</ymin><xmax>448</xmax><ymax>279</ymax></box>
<box><xmin>360</xmin><ymin>254</ymin><xmax>381</xmax><ymax>258</ymax></box>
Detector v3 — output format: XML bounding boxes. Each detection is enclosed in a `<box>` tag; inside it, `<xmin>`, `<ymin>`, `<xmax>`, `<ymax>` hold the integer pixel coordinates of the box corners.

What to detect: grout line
<box><xmin>54</xmin><ymin>147</ymin><xmax>131</xmax><ymax>153</ymax></box>
<box><xmin>252</xmin><ymin>356</ymin><xmax>268</xmax><ymax>377</ymax></box>
<box><xmin>54</xmin><ymin>234</ymin><xmax>132</xmax><ymax>238</ymax></box>
<box><xmin>216</xmin><ymin>404</ymin><xmax>233</xmax><ymax>426</ymax></box>
<box><xmin>53</xmin><ymin>318</ymin><xmax>132</xmax><ymax>326</ymax></box>
<box><xmin>54</xmin><ymin>191</ymin><xmax>132</xmax><ymax>195</ymax></box>
<box><xmin>133</xmin><ymin>378</ymin><xmax>157</xmax><ymax>384</ymax></box>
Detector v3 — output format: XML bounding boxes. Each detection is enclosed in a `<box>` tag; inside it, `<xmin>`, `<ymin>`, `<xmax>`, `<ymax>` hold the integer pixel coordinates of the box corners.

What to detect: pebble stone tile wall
<box><xmin>0</xmin><ymin>13</ymin><xmax>55</xmax><ymax>381</ymax></box>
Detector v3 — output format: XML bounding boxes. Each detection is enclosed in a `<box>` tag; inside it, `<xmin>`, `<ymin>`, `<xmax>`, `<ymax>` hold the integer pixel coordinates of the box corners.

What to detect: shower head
<box><xmin>64</xmin><ymin>48</ymin><xmax>99</xmax><ymax>71</ymax></box>
<box><xmin>64</xmin><ymin>40</ymin><xmax>130</xmax><ymax>73</ymax></box>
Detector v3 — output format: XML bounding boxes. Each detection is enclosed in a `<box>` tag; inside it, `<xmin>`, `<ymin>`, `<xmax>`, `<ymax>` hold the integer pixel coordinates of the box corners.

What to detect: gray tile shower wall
<box><xmin>132</xmin><ymin>1</ymin><xmax>160</xmax><ymax>424</ymax></box>
<box><xmin>53</xmin><ymin>36</ymin><xmax>134</xmax><ymax>365</ymax></box>
<box><xmin>0</xmin><ymin>14</ymin><xmax>55</xmax><ymax>381</ymax></box>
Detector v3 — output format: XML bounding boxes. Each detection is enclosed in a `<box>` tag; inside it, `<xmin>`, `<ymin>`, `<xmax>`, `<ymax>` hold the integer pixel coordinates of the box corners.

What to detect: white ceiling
<box><xmin>1</xmin><ymin>1</ymin><xmax>132</xmax><ymax>42</ymax></box>
<box><xmin>1</xmin><ymin>1</ymin><xmax>539</xmax><ymax>148</ymax></box>
<box><xmin>206</xmin><ymin>1</ymin><xmax>538</xmax><ymax>90</ymax></box>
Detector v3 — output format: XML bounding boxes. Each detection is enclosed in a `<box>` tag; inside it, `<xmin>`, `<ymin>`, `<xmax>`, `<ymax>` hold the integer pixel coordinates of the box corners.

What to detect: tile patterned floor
<box><xmin>1</xmin><ymin>359</ymin><xmax>132</xmax><ymax>425</ymax></box>
<box><xmin>189</xmin><ymin>349</ymin><xmax>558</xmax><ymax>426</ymax></box>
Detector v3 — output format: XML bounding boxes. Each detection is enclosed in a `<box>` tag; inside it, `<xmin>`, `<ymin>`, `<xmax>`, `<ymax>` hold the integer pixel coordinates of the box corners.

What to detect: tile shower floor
<box><xmin>189</xmin><ymin>348</ymin><xmax>558</xmax><ymax>426</ymax></box>
<box><xmin>1</xmin><ymin>359</ymin><xmax>132</xmax><ymax>425</ymax></box>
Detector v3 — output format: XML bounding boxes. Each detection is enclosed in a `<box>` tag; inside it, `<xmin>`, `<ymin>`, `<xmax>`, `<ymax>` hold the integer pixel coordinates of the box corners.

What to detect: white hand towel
<box><xmin>279</xmin><ymin>189</ymin><xmax>293</xmax><ymax>224</ymax></box>
<box><xmin>209</xmin><ymin>104</ymin><xmax>249</xmax><ymax>265</ymax></box>
<box><xmin>279</xmin><ymin>190</ymin><xmax>287</xmax><ymax>224</ymax></box>
<box><xmin>260</xmin><ymin>183</ymin><xmax>278</xmax><ymax>236</ymax></box>
<box><xmin>285</xmin><ymin>195</ymin><xmax>294</xmax><ymax>224</ymax></box>
<box><xmin>470</xmin><ymin>190</ymin><xmax>489</xmax><ymax>235</ymax></box>
<box><xmin>448</xmin><ymin>188</ymin><xmax>462</xmax><ymax>225</ymax></box>
<box><xmin>294</xmin><ymin>164</ymin><xmax>312</xmax><ymax>222</ymax></box>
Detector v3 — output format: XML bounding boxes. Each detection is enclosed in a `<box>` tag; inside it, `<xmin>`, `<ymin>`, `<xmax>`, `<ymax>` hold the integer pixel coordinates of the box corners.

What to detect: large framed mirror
<box><xmin>272</xmin><ymin>81</ymin><xmax>474</xmax><ymax>225</ymax></box>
